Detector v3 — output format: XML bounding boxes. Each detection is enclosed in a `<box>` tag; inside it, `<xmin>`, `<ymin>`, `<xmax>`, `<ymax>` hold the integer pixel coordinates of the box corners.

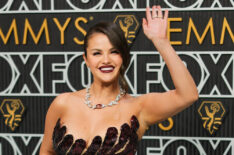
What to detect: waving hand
<box><xmin>142</xmin><ymin>5</ymin><xmax>168</xmax><ymax>41</ymax></box>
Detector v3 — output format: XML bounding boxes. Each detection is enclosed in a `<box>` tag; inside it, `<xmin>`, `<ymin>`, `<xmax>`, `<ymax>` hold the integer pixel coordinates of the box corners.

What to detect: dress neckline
<box><xmin>52</xmin><ymin>115</ymin><xmax>140</xmax><ymax>155</ymax></box>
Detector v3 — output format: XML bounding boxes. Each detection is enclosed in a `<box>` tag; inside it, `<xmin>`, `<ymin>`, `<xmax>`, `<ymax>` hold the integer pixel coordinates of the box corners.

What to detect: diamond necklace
<box><xmin>84</xmin><ymin>85</ymin><xmax>125</xmax><ymax>109</ymax></box>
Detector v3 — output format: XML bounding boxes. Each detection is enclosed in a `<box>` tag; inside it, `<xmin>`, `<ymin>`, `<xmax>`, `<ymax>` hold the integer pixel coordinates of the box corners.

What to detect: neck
<box><xmin>89</xmin><ymin>81</ymin><xmax>122</xmax><ymax>105</ymax></box>
<box><xmin>92</xmin><ymin>82</ymin><xmax>119</xmax><ymax>96</ymax></box>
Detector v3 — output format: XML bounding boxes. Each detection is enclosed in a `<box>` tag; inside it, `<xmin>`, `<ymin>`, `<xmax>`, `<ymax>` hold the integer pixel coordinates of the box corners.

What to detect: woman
<box><xmin>40</xmin><ymin>6</ymin><xmax>198</xmax><ymax>155</ymax></box>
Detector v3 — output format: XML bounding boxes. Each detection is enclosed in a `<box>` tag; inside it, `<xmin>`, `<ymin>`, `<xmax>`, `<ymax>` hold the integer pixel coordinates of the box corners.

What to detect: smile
<box><xmin>99</xmin><ymin>66</ymin><xmax>114</xmax><ymax>73</ymax></box>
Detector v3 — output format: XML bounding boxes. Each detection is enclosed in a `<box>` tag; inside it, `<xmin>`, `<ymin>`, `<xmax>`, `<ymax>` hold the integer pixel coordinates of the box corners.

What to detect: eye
<box><xmin>111</xmin><ymin>50</ymin><xmax>120</xmax><ymax>54</ymax></box>
<box><xmin>93</xmin><ymin>52</ymin><xmax>101</xmax><ymax>56</ymax></box>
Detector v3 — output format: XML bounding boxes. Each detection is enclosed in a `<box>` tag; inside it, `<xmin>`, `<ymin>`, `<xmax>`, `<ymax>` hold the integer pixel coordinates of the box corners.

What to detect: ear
<box><xmin>83</xmin><ymin>53</ymin><xmax>89</xmax><ymax>67</ymax></box>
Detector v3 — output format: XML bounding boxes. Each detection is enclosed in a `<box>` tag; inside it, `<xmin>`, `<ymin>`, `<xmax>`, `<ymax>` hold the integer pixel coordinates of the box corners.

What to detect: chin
<box><xmin>95</xmin><ymin>76</ymin><xmax>119</xmax><ymax>85</ymax></box>
<box><xmin>100</xmin><ymin>79</ymin><xmax>117</xmax><ymax>84</ymax></box>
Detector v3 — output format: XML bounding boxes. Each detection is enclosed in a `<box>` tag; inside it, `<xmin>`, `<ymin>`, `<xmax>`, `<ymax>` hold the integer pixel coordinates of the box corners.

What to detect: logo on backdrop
<box><xmin>198</xmin><ymin>101</ymin><xmax>225</xmax><ymax>135</ymax></box>
<box><xmin>114</xmin><ymin>15</ymin><xmax>139</xmax><ymax>44</ymax></box>
<box><xmin>158</xmin><ymin>117</ymin><xmax>174</xmax><ymax>131</ymax></box>
<box><xmin>0</xmin><ymin>0</ymin><xmax>233</xmax><ymax>13</ymax></box>
<box><xmin>0</xmin><ymin>52</ymin><xmax>233</xmax><ymax>97</ymax></box>
<box><xmin>140</xmin><ymin>136</ymin><xmax>233</xmax><ymax>154</ymax></box>
<box><xmin>0</xmin><ymin>99</ymin><xmax>25</xmax><ymax>131</ymax></box>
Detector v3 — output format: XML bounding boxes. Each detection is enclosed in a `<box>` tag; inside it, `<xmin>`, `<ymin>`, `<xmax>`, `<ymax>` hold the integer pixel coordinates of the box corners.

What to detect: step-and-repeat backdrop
<box><xmin>0</xmin><ymin>0</ymin><xmax>233</xmax><ymax>154</ymax></box>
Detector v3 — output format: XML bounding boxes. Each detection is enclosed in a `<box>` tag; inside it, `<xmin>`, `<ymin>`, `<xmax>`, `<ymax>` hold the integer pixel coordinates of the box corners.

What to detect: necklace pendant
<box><xmin>95</xmin><ymin>104</ymin><xmax>103</xmax><ymax>109</ymax></box>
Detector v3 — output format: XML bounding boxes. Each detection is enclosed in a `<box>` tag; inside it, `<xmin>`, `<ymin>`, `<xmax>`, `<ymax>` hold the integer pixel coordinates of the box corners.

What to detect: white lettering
<box><xmin>0</xmin><ymin>51</ymin><xmax>233</xmax><ymax>97</ymax></box>
<box><xmin>0</xmin><ymin>0</ymin><xmax>233</xmax><ymax>13</ymax></box>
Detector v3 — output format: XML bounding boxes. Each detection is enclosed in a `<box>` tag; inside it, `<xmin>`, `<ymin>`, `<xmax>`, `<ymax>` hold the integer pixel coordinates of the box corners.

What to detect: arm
<box><xmin>139</xmin><ymin>6</ymin><xmax>198</xmax><ymax>126</ymax></box>
<box><xmin>39</xmin><ymin>93</ymin><xmax>68</xmax><ymax>155</ymax></box>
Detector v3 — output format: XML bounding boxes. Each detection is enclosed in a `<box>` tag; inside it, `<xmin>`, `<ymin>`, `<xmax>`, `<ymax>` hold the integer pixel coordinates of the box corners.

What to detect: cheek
<box><xmin>89</xmin><ymin>61</ymin><xmax>98</xmax><ymax>68</ymax></box>
<box><xmin>86</xmin><ymin>55</ymin><xmax>98</xmax><ymax>66</ymax></box>
<box><xmin>116</xmin><ymin>55</ymin><xmax>123</xmax><ymax>65</ymax></box>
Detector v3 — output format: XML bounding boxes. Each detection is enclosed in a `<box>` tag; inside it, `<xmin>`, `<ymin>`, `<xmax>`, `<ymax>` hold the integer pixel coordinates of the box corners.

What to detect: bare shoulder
<box><xmin>51</xmin><ymin>89</ymin><xmax>85</xmax><ymax>108</ymax></box>
<box><xmin>70</xmin><ymin>89</ymin><xmax>86</xmax><ymax>99</ymax></box>
<box><xmin>50</xmin><ymin>92</ymin><xmax>71</xmax><ymax>110</ymax></box>
<box><xmin>47</xmin><ymin>89</ymin><xmax>86</xmax><ymax>120</ymax></box>
<box><xmin>54</xmin><ymin>92</ymin><xmax>71</xmax><ymax>104</ymax></box>
<box><xmin>122</xmin><ymin>94</ymin><xmax>144</xmax><ymax>111</ymax></box>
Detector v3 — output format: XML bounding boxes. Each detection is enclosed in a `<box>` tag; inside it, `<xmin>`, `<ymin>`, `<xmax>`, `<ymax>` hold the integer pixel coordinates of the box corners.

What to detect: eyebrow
<box><xmin>89</xmin><ymin>49</ymin><xmax>102</xmax><ymax>53</ymax></box>
<box><xmin>110</xmin><ymin>48</ymin><xmax>117</xmax><ymax>51</ymax></box>
<box><xmin>90</xmin><ymin>47</ymin><xmax>117</xmax><ymax>52</ymax></box>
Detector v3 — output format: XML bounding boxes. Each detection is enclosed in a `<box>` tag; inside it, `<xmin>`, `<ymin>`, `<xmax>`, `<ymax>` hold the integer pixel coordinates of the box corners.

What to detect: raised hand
<box><xmin>142</xmin><ymin>5</ymin><xmax>168</xmax><ymax>42</ymax></box>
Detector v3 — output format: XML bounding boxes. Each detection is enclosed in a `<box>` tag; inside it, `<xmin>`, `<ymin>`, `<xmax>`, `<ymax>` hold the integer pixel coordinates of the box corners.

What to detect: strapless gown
<box><xmin>52</xmin><ymin>115</ymin><xmax>139</xmax><ymax>155</ymax></box>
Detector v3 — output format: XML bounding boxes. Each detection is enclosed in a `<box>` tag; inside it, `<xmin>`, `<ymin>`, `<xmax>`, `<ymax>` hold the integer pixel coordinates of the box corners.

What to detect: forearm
<box><xmin>152</xmin><ymin>39</ymin><xmax>198</xmax><ymax>103</ymax></box>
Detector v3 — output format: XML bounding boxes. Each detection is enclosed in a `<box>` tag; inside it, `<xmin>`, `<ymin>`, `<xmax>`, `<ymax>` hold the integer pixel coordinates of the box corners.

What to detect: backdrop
<box><xmin>0</xmin><ymin>0</ymin><xmax>233</xmax><ymax>154</ymax></box>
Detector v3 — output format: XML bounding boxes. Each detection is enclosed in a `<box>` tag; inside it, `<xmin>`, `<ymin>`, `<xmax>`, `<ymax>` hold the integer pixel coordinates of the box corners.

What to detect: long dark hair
<box><xmin>84</xmin><ymin>22</ymin><xmax>130</xmax><ymax>92</ymax></box>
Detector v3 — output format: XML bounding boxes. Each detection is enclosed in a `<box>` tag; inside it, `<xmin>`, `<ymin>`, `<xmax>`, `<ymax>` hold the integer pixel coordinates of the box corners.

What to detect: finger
<box><xmin>157</xmin><ymin>5</ymin><xmax>163</xmax><ymax>18</ymax></box>
<box><xmin>146</xmin><ymin>7</ymin><xmax>152</xmax><ymax>22</ymax></box>
<box><xmin>152</xmin><ymin>5</ymin><xmax>157</xmax><ymax>19</ymax></box>
<box><xmin>142</xmin><ymin>18</ymin><xmax>147</xmax><ymax>26</ymax></box>
<box><xmin>142</xmin><ymin>18</ymin><xmax>148</xmax><ymax>31</ymax></box>
<box><xmin>164</xmin><ymin>9</ymin><xmax>169</xmax><ymax>20</ymax></box>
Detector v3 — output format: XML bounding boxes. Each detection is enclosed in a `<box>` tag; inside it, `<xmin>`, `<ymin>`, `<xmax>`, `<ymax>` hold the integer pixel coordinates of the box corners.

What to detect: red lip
<box><xmin>99</xmin><ymin>65</ymin><xmax>114</xmax><ymax>73</ymax></box>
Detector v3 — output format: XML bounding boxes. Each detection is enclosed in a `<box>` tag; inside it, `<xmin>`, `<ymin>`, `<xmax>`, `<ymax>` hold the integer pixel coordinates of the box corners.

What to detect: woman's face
<box><xmin>83</xmin><ymin>33</ymin><xmax>123</xmax><ymax>84</ymax></box>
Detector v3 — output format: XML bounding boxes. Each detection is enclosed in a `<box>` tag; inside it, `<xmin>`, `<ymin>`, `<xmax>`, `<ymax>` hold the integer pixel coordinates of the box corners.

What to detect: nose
<box><xmin>102</xmin><ymin>53</ymin><xmax>111</xmax><ymax>64</ymax></box>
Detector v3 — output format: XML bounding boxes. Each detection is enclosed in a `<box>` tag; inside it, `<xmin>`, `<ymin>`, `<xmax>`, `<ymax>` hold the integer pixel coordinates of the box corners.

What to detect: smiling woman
<box><xmin>39</xmin><ymin>5</ymin><xmax>198</xmax><ymax>155</ymax></box>
<box><xmin>83</xmin><ymin>22</ymin><xmax>130</xmax><ymax>92</ymax></box>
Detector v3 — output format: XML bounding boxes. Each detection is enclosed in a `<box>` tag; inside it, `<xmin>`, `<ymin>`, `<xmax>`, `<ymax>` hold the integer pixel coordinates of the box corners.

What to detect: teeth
<box><xmin>100</xmin><ymin>67</ymin><xmax>113</xmax><ymax>71</ymax></box>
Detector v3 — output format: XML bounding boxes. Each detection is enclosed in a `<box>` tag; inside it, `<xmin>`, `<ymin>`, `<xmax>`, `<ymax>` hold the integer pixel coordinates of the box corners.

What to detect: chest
<box><xmin>52</xmin><ymin>114</ymin><xmax>140</xmax><ymax>154</ymax></box>
<box><xmin>62</xmin><ymin>108</ymin><xmax>131</xmax><ymax>140</ymax></box>
<box><xmin>62</xmin><ymin>99</ymin><xmax>141</xmax><ymax>137</ymax></box>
